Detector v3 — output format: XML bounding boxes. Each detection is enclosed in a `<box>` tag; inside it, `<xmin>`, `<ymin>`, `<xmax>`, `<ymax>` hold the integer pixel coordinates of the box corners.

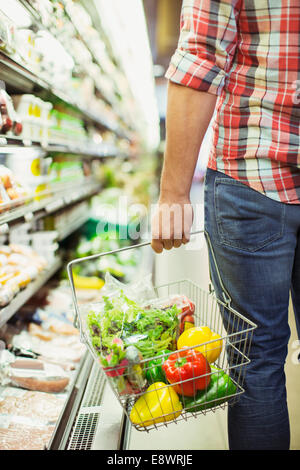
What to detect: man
<box><xmin>151</xmin><ymin>0</ymin><xmax>300</xmax><ymax>450</ymax></box>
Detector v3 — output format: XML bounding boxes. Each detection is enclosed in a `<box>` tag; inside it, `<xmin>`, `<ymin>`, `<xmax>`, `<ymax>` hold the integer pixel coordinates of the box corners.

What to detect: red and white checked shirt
<box><xmin>166</xmin><ymin>0</ymin><xmax>300</xmax><ymax>204</ymax></box>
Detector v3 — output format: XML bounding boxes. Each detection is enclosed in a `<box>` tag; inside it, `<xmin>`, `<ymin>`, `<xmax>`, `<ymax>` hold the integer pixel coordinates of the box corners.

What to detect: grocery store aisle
<box><xmin>127</xmin><ymin>181</ymin><xmax>300</xmax><ymax>451</ymax></box>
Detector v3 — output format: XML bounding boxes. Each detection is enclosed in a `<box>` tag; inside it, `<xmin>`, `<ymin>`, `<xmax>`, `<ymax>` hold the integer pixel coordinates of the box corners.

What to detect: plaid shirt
<box><xmin>166</xmin><ymin>0</ymin><xmax>300</xmax><ymax>204</ymax></box>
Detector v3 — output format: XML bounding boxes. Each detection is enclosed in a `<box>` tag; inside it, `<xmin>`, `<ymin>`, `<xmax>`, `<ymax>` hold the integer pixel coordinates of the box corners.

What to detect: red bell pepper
<box><xmin>162</xmin><ymin>349</ymin><xmax>211</xmax><ymax>397</ymax></box>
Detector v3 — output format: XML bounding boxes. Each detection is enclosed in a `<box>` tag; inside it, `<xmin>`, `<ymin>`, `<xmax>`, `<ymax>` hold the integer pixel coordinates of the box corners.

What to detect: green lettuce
<box><xmin>87</xmin><ymin>292</ymin><xmax>180</xmax><ymax>363</ymax></box>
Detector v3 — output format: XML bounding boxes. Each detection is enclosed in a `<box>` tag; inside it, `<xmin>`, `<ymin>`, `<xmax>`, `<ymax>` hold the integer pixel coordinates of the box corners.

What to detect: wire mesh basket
<box><xmin>67</xmin><ymin>231</ymin><xmax>257</xmax><ymax>432</ymax></box>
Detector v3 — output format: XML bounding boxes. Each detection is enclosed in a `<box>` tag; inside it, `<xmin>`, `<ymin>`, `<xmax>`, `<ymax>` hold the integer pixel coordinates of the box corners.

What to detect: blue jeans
<box><xmin>204</xmin><ymin>168</ymin><xmax>300</xmax><ymax>450</ymax></box>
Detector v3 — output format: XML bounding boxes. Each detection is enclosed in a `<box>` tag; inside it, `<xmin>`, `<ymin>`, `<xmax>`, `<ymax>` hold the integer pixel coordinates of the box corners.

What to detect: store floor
<box><xmin>127</xmin><ymin>182</ymin><xmax>300</xmax><ymax>451</ymax></box>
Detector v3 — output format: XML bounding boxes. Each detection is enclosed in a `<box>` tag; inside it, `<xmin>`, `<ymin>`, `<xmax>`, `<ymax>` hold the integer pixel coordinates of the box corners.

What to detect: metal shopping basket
<box><xmin>67</xmin><ymin>230</ymin><xmax>257</xmax><ymax>432</ymax></box>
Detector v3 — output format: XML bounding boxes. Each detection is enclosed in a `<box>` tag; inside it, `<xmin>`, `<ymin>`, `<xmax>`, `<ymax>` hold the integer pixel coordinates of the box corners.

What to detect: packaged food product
<box><xmin>0</xmin><ymin>165</ymin><xmax>28</xmax><ymax>208</ymax></box>
<box><xmin>0</xmin><ymin>351</ymin><xmax>69</xmax><ymax>393</ymax></box>
<box><xmin>0</xmin><ymin>10</ymin><xmax>12</xmax><ymax>52</ymax></box>
<box><xmin>14</xmin><ymin>29</ymin><xmax>40</xmax><ymax>73</ymax></box>
<box><xmin>0</xmin><ymin>244</ymin><xmax>47</xmax><ymax>307</ymax></box>
<box><xmin>28</xmin><ymin>323</ymin><xmax>56</xmax><ymax>342</ymax></box>
<box><xmin>47</xmin><ymin>320</ymin><xmax>79</xmax><ymax>337</ymax></box>
<box><xmin>145</xmin><ymin>294</ymin><xmax>195</xmax><ymax>316</ymax></box>
<box><xmin>0</xmin><ymin>386</ymin><xmax>65</xmax><ymax>422</ymax></box>
<box><xmin>84</xmin><ymin>273</ymin><xmax>180</xmax><ymax>395</ymax></box>
<box><xmin>12</xmin><ymin>330</ymin><xmax>85</xmax><ymax>366</ymax></box>
<box><xmin>0</xmin><ymin>90</ymin><xmax>22</xmax><ymax>136</ymax></box>
<box><xmin>0</xmin><ymin>89</ymin><xmax>12</xmax><ymax>134</ymax></box>
<box><xmin>0</xmin><ymin>417</ymin><xmax>55</xmax><ymax>450</ymax></box>
<box><xmin>0</xmin><ymin>285</ymin><xmax>15</xmax><ymax>307</ymax></box>
<box><xmin>0</xmin><ymin>246</ymin><xmax>11</xmax><ymax>256</ymax></box>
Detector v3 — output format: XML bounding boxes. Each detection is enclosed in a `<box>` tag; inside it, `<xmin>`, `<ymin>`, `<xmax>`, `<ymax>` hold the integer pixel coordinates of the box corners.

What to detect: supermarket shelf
<box><xmin>0</xmin><ymin>257</ymin><xmax>62</xmax><ymax>328</ymax></box>
<box><xmin>62</xmin><ymin>2</ymin><xmax>117</xmax><ymax>107</ymax></box>
<box><xmin>0</xmin><ymin>134</ymin><xmax>122</xmax><ymax>158</ymax></box>
<box><xmin>0</xmin><ymin>51</ymin><xmax>129</xmax><ymax>140</ymax></box>
<box><xmin>57</xmin><ymin>213</ymin><xmax>90</xmax><ymax>241</ymax></box>
<box><xmin>18</xmin><ymin>0</ymin><xmax>111</xmax><ymax>105</ymax></box>
<box><xmin>0</xmin><ymin>178</ymin><xmax>101</xmax><ymax>227</ymax></box>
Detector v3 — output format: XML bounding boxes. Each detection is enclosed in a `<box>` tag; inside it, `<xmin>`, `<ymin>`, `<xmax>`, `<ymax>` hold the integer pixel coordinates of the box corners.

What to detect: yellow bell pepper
<box><xmin>177</xmin><ymin>326</ymin><xmax>223</xmax><ymax>363</ymax></box>
<box><xmin>130</xmin><ymin>382</ymin><xmax>182</xmax><ymax>427</ymax></box>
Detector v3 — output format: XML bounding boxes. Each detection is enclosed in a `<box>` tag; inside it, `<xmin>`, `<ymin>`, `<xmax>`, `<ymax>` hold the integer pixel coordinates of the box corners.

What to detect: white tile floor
<box><xmin>128</xmin><ymin>182</ymin><xmax>300</xmax><ymax>450</ymax></box>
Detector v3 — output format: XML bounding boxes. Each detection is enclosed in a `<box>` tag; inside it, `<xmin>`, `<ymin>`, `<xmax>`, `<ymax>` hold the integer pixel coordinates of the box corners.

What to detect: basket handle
<box><xmin>67</xmin><ymin>229</ymin><xmax>232</xmax><ymax>332</ymax></box>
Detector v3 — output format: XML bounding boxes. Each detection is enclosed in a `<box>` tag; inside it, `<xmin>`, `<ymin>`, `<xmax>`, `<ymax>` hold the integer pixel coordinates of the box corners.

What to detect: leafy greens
<box><xmin>87</xmin><ymin>292</ymin><xmax>180</xmax><ymax>365</ymax></box>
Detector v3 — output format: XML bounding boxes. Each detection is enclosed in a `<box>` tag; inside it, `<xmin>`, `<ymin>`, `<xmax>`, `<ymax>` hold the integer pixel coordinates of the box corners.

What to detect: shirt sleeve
<box><xmin>165</xmin><ymin>0</ymin><xmax>241</xmax><ymax>95</ymax></box>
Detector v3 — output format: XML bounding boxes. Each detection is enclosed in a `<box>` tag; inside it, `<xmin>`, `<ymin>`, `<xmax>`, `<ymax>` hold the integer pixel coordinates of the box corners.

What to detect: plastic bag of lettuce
<box><xmin>84</xmin><ymin>273</ymin><xmax>180</xmax><ymax>396</ymax></box>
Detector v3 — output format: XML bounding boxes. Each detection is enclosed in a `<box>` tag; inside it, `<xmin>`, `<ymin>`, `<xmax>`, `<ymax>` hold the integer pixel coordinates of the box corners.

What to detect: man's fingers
<box><xmin>173</xmin><ymin>239</ymin><xmax>182</xmax><ymax>248</ymax></box>
<box><xmin>151</xmin><ymin>200</ymin><xmax>194</xmax><ymax>253</ymax></box>
<box><xmin>152</xmin><ymin>237</ymin><xmax>185</xmax><ymax>252</ymax></box>
<box><xmin>162</xmin><ymin>239</ymin><xmax>173</xmax><ymax>250</ymax></box>
<box><xmin>151</xmin><ymin>239</ymin><xmax>164</xmax><ymax>254</ymax></box>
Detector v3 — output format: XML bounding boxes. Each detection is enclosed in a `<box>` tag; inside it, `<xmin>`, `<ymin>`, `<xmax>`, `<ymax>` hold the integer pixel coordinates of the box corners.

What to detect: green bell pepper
<box><xmin>146</xmin><ymin>350</ymin><xmax>172</xmax><ymax>384</ymax></box>
<box><xmin>183</xmin><ymin>366</ymin><xmax>237</xmax><ymax>412</ymax></box>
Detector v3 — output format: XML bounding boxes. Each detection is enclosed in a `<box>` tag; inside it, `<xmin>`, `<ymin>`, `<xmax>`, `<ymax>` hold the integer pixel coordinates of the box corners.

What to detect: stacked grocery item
<box><xmin>0</xmin><ymin>165</ymin><xmax>28</xmax><ymax>209</ymax></box>
<box><xmin>0</xmin><ymin>244</ymin><xmax>47</xmax><ymax>308</ymax></box>
<box><xmin>5</xmin><ymin>152</ymin><xmax>85</xmax><ymax>203</ymax></box>
<box><xmin>0</xmin><ymin>282</ymin><xmax>86</xmax><ymax>450</ymax></box>
<box><xmin>10</xmin><ymin>94</ymin><xmax>88</xmax><ymax>147</ymax></box>
<box><xmin>82</xmin><ymin>274</ymin><xmax>236</xmax><ymax>429</ymax></box>
<box><xmin>48</xmin><ymin>154</ymin><xmax>84</xmax><ymax>185</ymax></box>
<box><xmin>0</xmin><ymin>5</ymin><xmax>74</xmax><ymax>88</ymax></box>
<box><xmin>0</xmin><ymin>9</ymin><xmax>15</xmax><ymax>56</ymax></box>
<box><xmin>48</xmin><ymin>109</ymin><xmax>87</xmax><ymax>145</ymax></box>
<box><xmin>0</xmin><ymin>89</ymin><xmax>22</xmax><ymax>137</ymax></box>
<box><xmin>5</xmin><ymin>153</ymin><xmax>51</xmax><ymax>201</ymax></box>
<box><xmin>0</xmin><ymin>388</ymin><xmax>66</xmax><ymax>450</ymax></box>
<box><xmin>11</xmin><ymin>94</ymin><xmax>52</xmax><ymax>144</ymax></box>
<box><xmin>0</xmin><ymin>89</ymin><xmax>91</xmax><ymax>149</ymax></box>
<box><xmin>0</xmin><ymin>2</ymin><xmax>123</xmax><ymax>127</ymax></box>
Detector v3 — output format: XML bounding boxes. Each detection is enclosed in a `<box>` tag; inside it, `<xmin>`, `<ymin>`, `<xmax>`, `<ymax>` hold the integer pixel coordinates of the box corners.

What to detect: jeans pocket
<box><xmin>214</xmin><ymin>177</ymin><xmax>285</xmax><ymax>252</ymax></box>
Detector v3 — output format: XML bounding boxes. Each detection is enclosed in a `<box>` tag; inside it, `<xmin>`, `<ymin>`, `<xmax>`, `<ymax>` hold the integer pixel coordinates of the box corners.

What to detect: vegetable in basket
<box><xmin>87</xmin><ymin>292</ymin><xmax>180</xmax><ymax>361</ymax></box>
<box><xmin>145</xmin><ymin>295</ymin><xmax>195</xmax><ymax>336</ymax></box>
<box><xmin>145</xmin><ymin>349</ymin><xmax>172</xmax><ymax>384</ymax></box>
<box><xmin>177</xmin><ymin>326</ymin><xmax>223</xmax><ymax>363</ymax></box>
<box><xmin>179</xmin><ymin>312</ymin><xmax>195</xmax><ymax>335</ymax></box>
<box><xmin>162</xmin><ymin>349</ymin><xmax>211</xmax><ymax>397</ymax></box>
<box><xmin>86</xmin><ymin>292</ymin><xmax>180</xmax><ymax>394</ymax></box>
<box><xmin>130</xmin><ymin>382</ymin><xmax>182</xmax><ymax>427</ymax></box>
<box><xmin>182</xmin><ymin>366</ymin><xmax>237</xmax><ymax>412</ymax></box>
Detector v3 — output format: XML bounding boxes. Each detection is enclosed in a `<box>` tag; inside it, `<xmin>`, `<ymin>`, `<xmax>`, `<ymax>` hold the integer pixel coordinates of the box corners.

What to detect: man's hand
<box><xmin>151</xmin><ymin>195</ymin><xmax>193</xmax><ymax>254</ymax></box>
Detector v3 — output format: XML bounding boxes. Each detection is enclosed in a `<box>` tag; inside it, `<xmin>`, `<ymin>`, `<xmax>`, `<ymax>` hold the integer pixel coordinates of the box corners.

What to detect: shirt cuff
<box><xmin>165</xmin><ymin>48</ymin><xmax>227</xmax><ymax>96</ymax></box>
